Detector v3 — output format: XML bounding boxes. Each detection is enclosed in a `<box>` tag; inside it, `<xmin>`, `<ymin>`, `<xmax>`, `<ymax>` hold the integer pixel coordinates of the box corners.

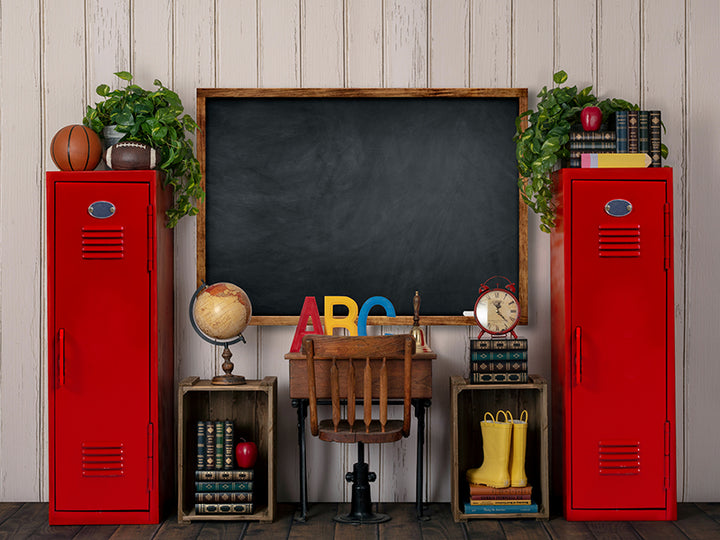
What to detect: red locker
<box><xmin>47</xmin><ymin>170</ymin><xmax>174</xmax><ymax>524</ymax></box>
<box><xmin>550</xmin><ymin>167</ymin><xmax>676</xmax><ymax>521</ymax></box>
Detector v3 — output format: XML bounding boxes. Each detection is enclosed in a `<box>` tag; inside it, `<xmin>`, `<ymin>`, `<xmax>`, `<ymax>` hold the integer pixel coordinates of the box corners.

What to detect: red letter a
<box><xmin>290</xmin><ymin>297</ymin><xmax>325</xmax><ymax>352</ymax></box>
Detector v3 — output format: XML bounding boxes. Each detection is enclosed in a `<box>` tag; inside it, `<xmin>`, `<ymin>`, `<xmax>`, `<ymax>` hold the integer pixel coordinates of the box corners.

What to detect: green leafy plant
<box><xmin>83</xmin><ymin>71</ymin><xmax>204</xmax><ymax>227</ymax></box>
<box><xmin>514</xmin><ymin>70</ymin><xmax>657</xmax><ymax>232</ymax></box>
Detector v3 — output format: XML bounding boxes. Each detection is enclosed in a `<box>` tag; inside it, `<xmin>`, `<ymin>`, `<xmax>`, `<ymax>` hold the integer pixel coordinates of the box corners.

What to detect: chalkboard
<box><xmin>197</xmin><ymin>88</ymin><xmax>528</xmax><ymax>326</ymax></box>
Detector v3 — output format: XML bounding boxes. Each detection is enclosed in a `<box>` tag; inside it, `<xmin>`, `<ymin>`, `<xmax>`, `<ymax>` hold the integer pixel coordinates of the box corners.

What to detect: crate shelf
<box><xmin>450</xmin><ymin>375</ymin><xmax>549</xmax><ymax>521</ymax></box>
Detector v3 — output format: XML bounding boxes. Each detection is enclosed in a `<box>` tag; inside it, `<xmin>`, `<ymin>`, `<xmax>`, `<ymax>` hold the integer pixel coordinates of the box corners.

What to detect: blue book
<box><xmin>464</xmin><ymin>502</ymin><xmax>538</xmax><ymax>514</ymax></box>
<box><xmin>615</xmin><ymin>111</ymin><xmax>628</xmax><ymax>153</ymax></box>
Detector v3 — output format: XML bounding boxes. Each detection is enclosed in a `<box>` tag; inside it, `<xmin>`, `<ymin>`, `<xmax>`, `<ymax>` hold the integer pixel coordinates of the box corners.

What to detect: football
<box><xmin>105</xmin><ymin>141</ymin><xmax>158</xmax><ymax>170</ymax></box>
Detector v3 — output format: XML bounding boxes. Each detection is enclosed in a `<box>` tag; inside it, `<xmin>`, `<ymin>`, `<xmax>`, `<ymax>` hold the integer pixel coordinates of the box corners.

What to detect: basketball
<box><xmin>50</xmin><ymin>125</ymin><xmax>102</xmax><ymax>171</ymax></box>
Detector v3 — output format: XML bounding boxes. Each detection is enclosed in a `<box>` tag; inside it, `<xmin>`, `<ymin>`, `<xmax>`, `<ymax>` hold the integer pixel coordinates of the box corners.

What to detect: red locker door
<box><xmin>53</xmin><ymin>181</ymin><xmax>150</xmax><ymax>511</ymax></box>
<box><xmin>570</xmin><ymin>180</ymin><xmax>668</xmax><ymax>509</ymax></box>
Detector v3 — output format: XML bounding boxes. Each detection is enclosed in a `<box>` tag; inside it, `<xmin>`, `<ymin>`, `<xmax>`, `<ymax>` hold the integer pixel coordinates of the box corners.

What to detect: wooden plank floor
<box><xmin>1</xmin><ymin>502</ymin><xmax>720</xmax><ymax>539</ymax></box>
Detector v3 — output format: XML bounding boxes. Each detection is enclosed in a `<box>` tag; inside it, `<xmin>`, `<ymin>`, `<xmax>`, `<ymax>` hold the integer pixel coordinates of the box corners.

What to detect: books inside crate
<box><xmin>465</xmin><ymin>484</ymin><xmax>537</xmax><ymax>514</ymax></box>
<box><xmin>469</xmin><ymin>338</ymin><xmax>528</xmax><ymax>384</ymax></box>
<box><xmin>566</xmin><ymin>110</ymin><xmax>662</xmax><ymax>168</ymax></box>
<box><xmin>196</xmin><ymin>419</ymin><xmax>254</xmax><ymax>515</ymax></box>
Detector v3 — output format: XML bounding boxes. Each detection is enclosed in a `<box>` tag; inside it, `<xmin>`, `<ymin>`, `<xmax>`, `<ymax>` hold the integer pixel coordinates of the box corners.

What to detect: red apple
<box><xmin>235</xmin><ymin>438</ymin><xmax>258</xmax><ymax>469</ymax></box>
<box><xmin>581</xmin><ymin>106</ymin><xmax>602</xmax><ymax>131</ymax></box>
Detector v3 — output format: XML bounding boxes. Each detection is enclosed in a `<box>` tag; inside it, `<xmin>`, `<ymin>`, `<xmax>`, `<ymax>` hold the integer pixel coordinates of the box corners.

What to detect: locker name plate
<box><xmin>88</xmin><ymin>201</ymin><xmax>116</xmax><ymax>219</ymax></box>
<box><xmin>605</xmin><ymin>199</ymin><xmax>632</xmax><ymax>217</ymax></box>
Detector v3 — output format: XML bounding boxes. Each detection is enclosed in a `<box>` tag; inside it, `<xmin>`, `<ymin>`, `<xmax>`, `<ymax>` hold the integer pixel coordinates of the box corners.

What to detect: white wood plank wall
<box><xmin>0</xmin><ymin>0</ymin><xmax>716</xmax><ymax>503</ymax></box>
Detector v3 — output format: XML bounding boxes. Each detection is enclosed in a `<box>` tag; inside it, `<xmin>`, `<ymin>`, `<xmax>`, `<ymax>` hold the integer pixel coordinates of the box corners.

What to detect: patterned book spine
<box><xmin>638</xmin><ymin>111</ymin><xmax>650</xmax><ymax>153</ymax></box>
<box><xmin>615</xmin><ymin>111</ymin><xmax>628</xmax><ymax>152</ymax></box>
<box><xmin>470</xmin><ymin>339</ymin><xmax>527</xmax><ymax>351</ymax></box>
<box><xmin>223</xmin><ymin>420</ymin><xmax>234</xmax><ymax>469</ymax></box>
<box><xmin>627</xmin><ymin>110</ymin><xmax>639</xmax><ymax>152</ymax></box>
<box><xmin>196</xmin><ymin>469</ymin><xmax>254</xmax><ymax>481</ymax></box>
<box><xmin>195</xmin><ymin>481</ymin><xmax>254</xmax><ymax>492</ymax></box>
<box><xmin>471</xmin><ymin>360</ymin><xmax>528</xmax><ymax>373</ymax></box>
<box><xmin>215</xmin><ymin>421</ymin><xmax>224</xmax><ymax>470</ymax></box>
<box><xmin>469</xmin><ymin>494</ymin><xmax>530</xmax><ymax>501</ymax></box>
<box><xmin>197</xmin><ymin>421</ymin><xmax>206</xmax><ymax>470</ymax></box>
<box><xmin>649</xmin><ymin>110</ymin><xmax>662</xmax><ymax>167</ymax></box>
<box><xmin>568</xmin><ymin>140</ymin><xmax>617</xmax><ymax>151</ymax></box>
<box><xmin>205</xmin><ymin>421</ymin><xmax>215</xmax><ymax>470</ymax></box>
<box><xmin>471</xmin><ymin>372</ymin><xmax>528</xmax><ymax>384</ymax></box>
<box><xmin>195</xmin><ymin>503</ymin><xmax>254</xmax><ymax>514</ymax></box>
<box><xmin>470</xmin><ymin>499</ymin><xmax>533</xmax><ymax>505</ymax></box>
<box><xmin>195</xmin><ymin>491</ymin><xmax>253</xmax><ymax>503</ymax></box>
<box><xmin>464</xmin><ymin>502</ymin><xmax>538</xmax><ymax>514</ymax></box>
<box><xmin>471</xmin><ymin>350</ymin><xmax>528</xmax><ymax>361</ymax></box>
<box><xmin>569</xmin><ymin>130</ymin><xmax>616</xmax><ymax>142</ymax></box>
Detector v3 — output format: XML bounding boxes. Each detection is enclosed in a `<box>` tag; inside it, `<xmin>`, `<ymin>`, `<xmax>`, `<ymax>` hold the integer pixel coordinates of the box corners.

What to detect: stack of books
<box><xmin>464</xmin><ymin>484</ymin><xmax>538</xmax><ymax>514</ymax></box>
<box><xmin>469</xmin><ymin>338</ymin><xmax>528</xmax><ymax>383</ymax></box>
<box><xmin>566</xmin><ymin>110</ymin><xmax>662</xmax><ymax>168</ymax></box>
<box><xmin>195</xmin><ymin>419</ymin><xmax>254</xmax><ymax>515</ymax></box>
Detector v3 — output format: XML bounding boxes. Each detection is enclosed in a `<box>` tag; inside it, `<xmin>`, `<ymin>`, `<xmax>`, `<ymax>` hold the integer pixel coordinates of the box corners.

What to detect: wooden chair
<box><xmin>302</xmin><ymin>333</ymin><xmax>415</xmax><ymax>523</ymax></box>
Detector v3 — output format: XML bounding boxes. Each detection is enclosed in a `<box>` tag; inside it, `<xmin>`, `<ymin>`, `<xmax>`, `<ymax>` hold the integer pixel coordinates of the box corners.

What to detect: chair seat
<box><xmin>318</xmin><ymin>419</ymin><xmax>405</xmax><ymax>444</ymax></box>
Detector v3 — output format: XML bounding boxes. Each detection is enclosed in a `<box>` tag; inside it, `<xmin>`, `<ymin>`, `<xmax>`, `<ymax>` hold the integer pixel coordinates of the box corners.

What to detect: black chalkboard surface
<box><xmin>197</xmin><ymin>88</ymin><xmax>528</xmax><ymax>325</ymax></box>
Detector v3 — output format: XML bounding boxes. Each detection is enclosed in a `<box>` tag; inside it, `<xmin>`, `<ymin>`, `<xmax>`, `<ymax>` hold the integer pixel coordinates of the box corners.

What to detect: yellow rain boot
<box><xmin>466</xmin><ymin>411</ymin><xmax>512</xmax><ymax>488</ymax></box>
<box><xmin>507</xmin><ymin>410</ymin><xmax>528</xmax><ymax>487</ymax></box>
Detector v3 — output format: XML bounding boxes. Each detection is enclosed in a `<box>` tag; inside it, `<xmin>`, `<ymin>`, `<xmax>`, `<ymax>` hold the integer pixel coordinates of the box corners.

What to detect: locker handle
<box><xmin>574</xmin><ymin>326</ymin><xmax>582</xmax><ymax>385</ymax></box>
<box><xmin>58</xmin><ymin>328</ymin><xmax>65</xmax><ymax>386</ymax></box>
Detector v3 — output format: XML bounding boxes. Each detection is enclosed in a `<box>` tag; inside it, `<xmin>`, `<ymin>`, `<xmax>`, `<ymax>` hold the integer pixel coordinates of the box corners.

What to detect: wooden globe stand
<box><xmin>212</xmin><ymin>344</ymin><xmax>246</xmax><ymax>385</ymax></box>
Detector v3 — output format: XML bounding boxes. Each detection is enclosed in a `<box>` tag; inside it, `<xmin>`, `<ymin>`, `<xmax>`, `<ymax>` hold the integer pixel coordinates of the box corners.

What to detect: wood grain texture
<box><xmin>641</xmin><ymin>0</ymin><xmax>686</xmax><ymax>499</ymax></box>
<box><xmin>85</xmin><ymin>0</ymin><xmax>131</xmax><ymax>103</ymax></box>
<box><xmin>384</xmin><ymin>0</ymin><xmax>428</xmax><ymax>87</ymax></box>
<box><xmin>597</xmin><ymin>0</ymin><xmax>641</xmax><ymax>103</ymax></box>
<box><xmin>216</xmin><ymin>0</ymin><xmax>259</xmax><ymax>87</ymax></box>
<box><xmin>470</xmin><ymin>0</ymin><xmax>512</xmax><ymax>87</ymax></box>
<box><xmin>301</xmin><ymin>0</ymin><xmax>344</xmax><ymax>87</ymax></box>
<box><xmin>684</xmin><ymin>0</ymin><xmax>720</xmax><ymax>502</ymax></box>
<box><xmin>259</xmin><ymin>0</ymin><xmax>300</xmax><ymax>87</ymax></box>
<box><xmin>429</xmin><ymin>0</ymin><xmax>469</xmax><ymax>87</ymax></box>
<box><xmin>0</xmin><ymin>0</ymin><xmax>43</xmax><ymax>502</ymax></box>
<box><xmin>345</xmin><ymin>0</ymin><xmax>383</xmax><ymax>87</ymax></box>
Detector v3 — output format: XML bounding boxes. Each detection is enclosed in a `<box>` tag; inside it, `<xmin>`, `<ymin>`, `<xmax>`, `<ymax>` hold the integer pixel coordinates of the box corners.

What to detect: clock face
<box><xmin>474</xmin><ymin>289</ymin><xmax>520</xmax><ymax>334</ymax></box>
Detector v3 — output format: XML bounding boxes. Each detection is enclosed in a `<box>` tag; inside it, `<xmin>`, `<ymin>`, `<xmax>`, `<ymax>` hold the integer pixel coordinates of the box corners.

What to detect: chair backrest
<box><xmin>303</xmin><ymin>334</ymin><xmax>415</xmax><ymax>442</ymax></box>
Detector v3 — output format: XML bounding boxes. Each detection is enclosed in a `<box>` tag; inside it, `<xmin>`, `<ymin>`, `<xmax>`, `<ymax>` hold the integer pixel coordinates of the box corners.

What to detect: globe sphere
<box><xmin>192</xmin><ymin>282</ymin><xmax>252</xmax><ymax>341</ymax></box>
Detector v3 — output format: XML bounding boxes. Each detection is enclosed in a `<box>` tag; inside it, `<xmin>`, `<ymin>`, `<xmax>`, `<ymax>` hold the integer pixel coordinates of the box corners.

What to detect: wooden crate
<box><xmin>177</xmin><ymin>377</ymin><xmax>277</xmax><ymax>522</ymax></box>
<box><xmin>450</xmin><ymin>375</ymin><xmax>549</xmax><ymax>521</ymax></box>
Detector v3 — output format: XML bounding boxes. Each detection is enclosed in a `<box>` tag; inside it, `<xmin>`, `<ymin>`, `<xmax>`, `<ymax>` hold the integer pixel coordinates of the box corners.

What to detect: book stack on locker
<box><xmin>195</xmin><ymin>420</ymin><xmax>254</xmax><ymax>515</ymax></box>
<box><xmin>469</xmin><ymin>338</ymin><xmax>528</xmax><ymax>383</ymax></box>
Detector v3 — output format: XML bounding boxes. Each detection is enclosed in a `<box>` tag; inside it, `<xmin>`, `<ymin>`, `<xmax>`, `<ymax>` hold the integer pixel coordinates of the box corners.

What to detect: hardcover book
<box><xmin>638</xmin><ymin>110</ymin><xmax>650</xmax><ymax>153</ymax></box>
<box><xmin>195</xmin><ymin>469</ymin><xmax>254</xmax><ymax>481</ymax></box>
<box><xmin>223</xmin><ymin>420</ymin><xmax>234</xmax><ymax>469</ymax></box>
<box><xmin>195</xmin><ymin>503</ymin><xmax>254</xmax><ymax>514</ymax></box>
<box><xmin>649</xmin><ymin>110</ymin><xmax>662</xmax><ymax>167</ymax></box>
<box><xmin>628</xmin><ymin>110</ymin><xmax>639</xmax><ymax>152</ymax></box>
<box><xmin>471</xmin><ymin>360</ymin><xmax>528</xmax><ymax>373</ymax></box>
<box><xmin>469</xmin><ymin>484</ymin><xmax>532</xmax><ymax>496</ymax></box>
<box><xmin>471</xmin><ymin>372</ymin><xmax>528</xmax><ymax>383</ymax></box>
<box><xmin>195</xmin><ymin>481</ymin><xmax>254</xmax><ymax>492</ymax></box>
<box><xmin>469</xmin><ymin>499</ymin><xmax>532</xmax><ymax>505</ymax></box>
<box><xmin>197</xmin><ymin>421</ymin><xmax>206</xmax><ymax>470</ymax></box>
<box><xmin>195</xmin><ymin>491</ymin><xmax>253</xmax><ymax>503</ymax></box>
<box><xmin>470</xmin><ymin>338</ymin><xmax>527</xmax><ymax>351</ymax></box>
<box><xmin>569</xmin><ymin>130</ymin><xmax>616</xmax><ymax>142</ymax></box>
<box><xmin>205</xmin><ymin>421</ymin><xmax>216</xmax><ymax>469</ymax></box>
<box><xmin>214</xmin><ymin>420</ymin><xmax>224</xmax><ymax>470</ymax></box>
<box><xmin>471</xmin><ymin>350</ymin><xmax>528</xmax><ymax>361</ymax></box>
<box><xmin>463</xmin><ymin>502</ymin><xmax>538</xmax><ymax>514</ymax></box>
<box><xmin>568</xmin><ymin>140</ymin><xmax>617</xmax><ymax>151</ymax></box>
<box><xmin>615</xmin><ymin>111</ymin><xmax>629</xmax><ymax>152</ymax></box>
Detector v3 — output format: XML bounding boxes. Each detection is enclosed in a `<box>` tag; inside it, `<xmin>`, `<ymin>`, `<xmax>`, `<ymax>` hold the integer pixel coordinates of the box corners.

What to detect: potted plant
<box><xmin>83</xmin><ymin>71</ymin><xmax>204</xmax><ymax>227</ymax></box>
<box><xmin>514</xmin><ymin>70</ymin><xmax>643</xmax><ymax>232</ymax></box>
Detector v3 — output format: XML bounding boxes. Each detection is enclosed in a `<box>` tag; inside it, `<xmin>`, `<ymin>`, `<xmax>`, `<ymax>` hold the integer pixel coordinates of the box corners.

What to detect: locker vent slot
<box><xmin>81</xmin><ymin>443</ymin><xmax>124</xmax><ymax>477</ymax></box>
<box><xmin>81</xmin><ymin>227</ymin><xmax>124</xmax><ymax>259</ymax></box>
<box><xmin>598</xmin><ymin>225</ymin><xmax>640</xmax><ymax>257</ymax></box>
<box><xmin>598</xmin><ymin>440</ymin><xmax>640</xmax><ymax>475</ymax></box>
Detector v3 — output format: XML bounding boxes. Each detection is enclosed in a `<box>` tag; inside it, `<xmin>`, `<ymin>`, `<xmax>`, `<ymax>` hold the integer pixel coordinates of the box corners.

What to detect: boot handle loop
<box><xmin>483</xmin><ymin>411</ymin><xmax>495</xmax><ymax>422</ymax></box>
<box><xmin>520</xmin><ymin>410</ymin><xmax>528</xmax><ymax>423</ymax></box>
<box><xmin>495</xmin><ymin>410</ymin><xmax>508</xmax><ymax>423</ymax></box>
<box><xmin>505</xmin><ymin>410</ymin><xmax>514</xmax><ymax>422</ymax></box>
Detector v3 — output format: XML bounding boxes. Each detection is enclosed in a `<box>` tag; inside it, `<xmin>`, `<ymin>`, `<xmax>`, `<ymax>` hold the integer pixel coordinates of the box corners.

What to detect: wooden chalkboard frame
<box><xmin>196</xmin><ymin>88</ymin><xmax>528</xmax><ymax>326</ymax></box>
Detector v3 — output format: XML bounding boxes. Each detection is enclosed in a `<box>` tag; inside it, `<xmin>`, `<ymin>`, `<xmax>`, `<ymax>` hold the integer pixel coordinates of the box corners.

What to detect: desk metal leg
<box><xmin>292</xmin><ymin>399</ymin><xmax>308</xmax><ymax>522</ymax></box>
<box><xmin>413</xmin><ymin>398</ymin><xmax>431</xmax><ymax>519</ymax></box>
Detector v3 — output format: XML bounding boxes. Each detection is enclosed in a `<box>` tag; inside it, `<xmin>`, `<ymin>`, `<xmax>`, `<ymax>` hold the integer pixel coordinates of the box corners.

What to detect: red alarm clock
<box><xmin>473</xmin><ymin>276</ymin><xmax>521</xmax><ymax>339</ymax></box>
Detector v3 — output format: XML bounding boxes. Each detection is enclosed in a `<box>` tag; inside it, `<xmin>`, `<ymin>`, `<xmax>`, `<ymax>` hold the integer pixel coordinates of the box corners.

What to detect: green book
<box><xmin>195</xmin><ymin>481</ymin><xmax>253</xmax><ymax>492</ymax></box>
<box><xmin>195</xmin><ymin>502</ymin><xmax>254</xmax><ymax>514</ymax></box>
<box><xmin>195</xmin><ymin>491</ymin><xmax>253</xmax><ymax>503</ymax></box>
<box><xmin>223</xmin><ymin>420</ymin><xmax>234</xmax><ymax>469</ymax></box>
<box><xmin>471</xmin><ymin>350</ymin><xmax>528</xmax><ymax>361</ymax></box>
<box><xmin>215</xmin><ymin>420</ymin><xmax>224</xmax><ymax>470</ymax></box>
<box><xmin>195</xmin><ymin>469</ymin><xmax>254</xmax><ymax>481</ymax></box>
<box><xmin>204</xmin><ymin>421</ymin><xmax>215</xmax><ymax>469</ymax></box>
<box><xmin>464</xmin><ymin>502</ymin><xmax>537</xmax><ymax>514</ymax></box>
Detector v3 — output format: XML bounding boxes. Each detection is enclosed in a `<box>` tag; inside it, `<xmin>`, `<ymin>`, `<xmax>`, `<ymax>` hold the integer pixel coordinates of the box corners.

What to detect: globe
<box><xmin>192</xmin><ymin>282</ymin><xmax>252</xmax><ymax>341</ymax></box>
<box><xmin>190</xmin><ymin>282</ymin><xmax>252</xmax><ymax>385</ymax></box>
